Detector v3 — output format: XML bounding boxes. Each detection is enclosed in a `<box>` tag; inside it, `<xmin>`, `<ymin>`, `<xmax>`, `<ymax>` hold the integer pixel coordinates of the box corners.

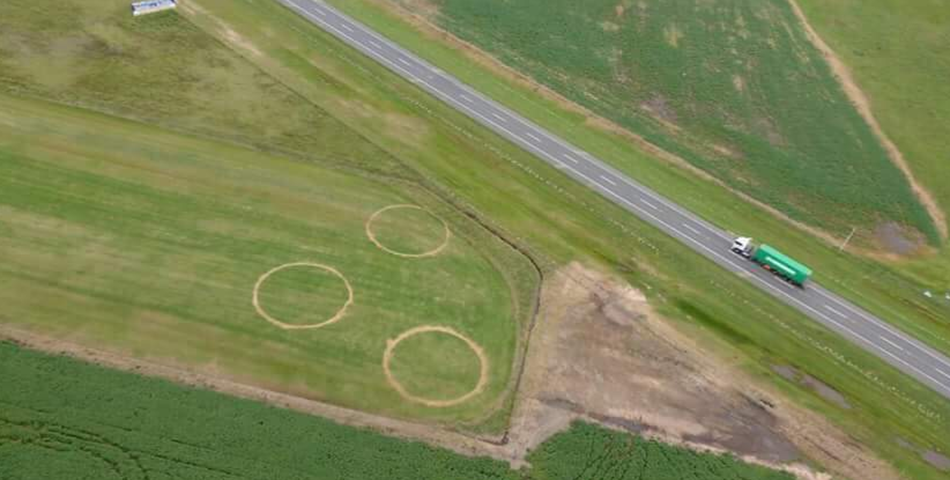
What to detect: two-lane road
<box><xmin>279</xmin><ymin>0</ymin><xmax>950</xmax><ymax>399</ymax></box>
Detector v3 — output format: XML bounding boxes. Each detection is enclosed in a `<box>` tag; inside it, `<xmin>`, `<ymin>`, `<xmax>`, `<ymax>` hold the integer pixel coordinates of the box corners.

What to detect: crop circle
<box><xmin>365</xmin><ymin>204</ymin><xmax>451</xmax><ymax>258</ymax></box>
<box><xmin>383</xmin><ymin>325</ymin><xmax>489</xmax><ymax>408</ymax></box>
<box><xmin>252</xmin><ymin>262</ymin><xmax>353</xmax><ymax>330</ymax></box>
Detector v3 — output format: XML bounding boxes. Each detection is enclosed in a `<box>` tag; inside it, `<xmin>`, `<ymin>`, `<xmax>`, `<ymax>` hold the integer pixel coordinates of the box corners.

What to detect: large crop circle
<box><xmin>252</xmin><ymin>262</ymin><xmax>354</xmax><ymax>330</ymax></box>
<box><xmin>383</xmin><ymin>325</ymin><xmax>489</xmax><ymax>408</ymax></box>
<box><xmin>365</xmin><ymin>205</ymin><xmax>451</xmax><ymax>258</ymax></box>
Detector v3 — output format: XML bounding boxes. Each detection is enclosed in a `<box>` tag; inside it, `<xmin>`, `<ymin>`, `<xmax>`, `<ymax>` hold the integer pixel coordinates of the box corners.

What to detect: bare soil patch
<box><xmin>382</xmin><ymin>325</ymin><xmax>489</xmax><ymax>408</ymax></box>
<box><xmin>873</xmin><ymin>221</ymin><xmax>926</xmax><ymax>256</ymax></box>
<box><xmin>772</xmin><ymin>365</ymin><xmax>851</xmax><ymax>410</ymax></box>
<box><xmin>896</xmin><ymin>436</ymin><xmax>950</xmax><ymax>472</ymax></box>
<box><xmin>787</xmin><ymin>0</ymin><xmax>947</xmax><ymax>241</ymax></box>
<box><xmin>506</xmin><ymin>263</ymin><xmax>900</xmax><ymax>480</ymax></box>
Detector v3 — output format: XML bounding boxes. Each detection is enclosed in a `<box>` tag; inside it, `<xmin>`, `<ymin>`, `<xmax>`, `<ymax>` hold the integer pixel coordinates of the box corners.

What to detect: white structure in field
<box><xmin>131</xmin><ymin>0</ymin><xmax>177</xmax><ymax>16</ymax></box>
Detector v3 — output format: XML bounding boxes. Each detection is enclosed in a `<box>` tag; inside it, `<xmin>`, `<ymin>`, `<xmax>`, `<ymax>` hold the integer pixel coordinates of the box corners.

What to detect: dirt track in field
<box><xmin>786</xmin><ymin>0</ymin><xmax>947</xmax><ymax>241</ymax></box>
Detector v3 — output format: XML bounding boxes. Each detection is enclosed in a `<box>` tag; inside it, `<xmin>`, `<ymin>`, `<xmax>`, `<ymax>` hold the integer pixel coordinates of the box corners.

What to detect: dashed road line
<box><xmin>682</xmin><ymin>223</ymin><xmax>702</xmax><ymax>236</ymax></box>
<box><xmin>824</xmin><ymin>305</ymin><xmax>847</xmax><ymax>318</ymax></box>
<box><xmin>880</xmin><ymin>336</ymin><xmax>905</xmax><ymax>352</ymax></box>
<box><xmin>599</xmin><ymin>175</ymin><xmax>617</xmax><ymax>186</ymax></box>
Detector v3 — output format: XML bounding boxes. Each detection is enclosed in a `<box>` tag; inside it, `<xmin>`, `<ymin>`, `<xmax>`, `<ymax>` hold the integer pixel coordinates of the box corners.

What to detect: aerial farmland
<box><xmin>1</xmin><ymin>0</ymin><xmax>949</xmax><ymax>479</ymax></box>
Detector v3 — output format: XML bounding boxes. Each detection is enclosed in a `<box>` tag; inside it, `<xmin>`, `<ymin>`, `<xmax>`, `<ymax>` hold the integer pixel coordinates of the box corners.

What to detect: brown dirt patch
<box><xmin>872</xmin><ymin>222</ymin><xmax>927</xmax><ymax>256</ymax></box>
<box><xmin>787</xmin><ymin>0</ymin><xmax>947</xmax><ymax>241</ymax></box>
<box><xmin>365</xmin><ymin>204</ymin><xmax>451</xmax><ymax>258</ymax></box>
<box><xmin>772</xmin><ymin>365</ymin><xmax>851</xmax><ymax>410</ymax></box>
<box><xmin>506</xmin><ymin>262</ymin><xmax>900</xmax><ymax>480</ymax></box>
<box><xmin>382</xmin><ymin>325</ymin><xmax>489</xmax><ymax>408</ymax></box>
<box><xmin>895</xmin><ymin>436</ymin><xmax>950</xmax><ymax>472</ymax></box>
<box><xmin>252</xmin><ymin>262</ymin><xmax>354</xmax><ymax>330</ymax></box>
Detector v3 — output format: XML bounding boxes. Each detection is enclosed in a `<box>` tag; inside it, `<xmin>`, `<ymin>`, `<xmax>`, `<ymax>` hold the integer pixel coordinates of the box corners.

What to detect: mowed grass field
<box><xmin>0</xmin><ymin>342</ymin><xmax>793</xmax><ymax>480</ymax></box>
<box><xmin>419</xmin><ymin>0</ymin><xmax>938</xmax><ymax>247</ymax></box>
<box><xmin>0</xmin><ymin>91</ymin><xmax>536</xmax><ymax>427</ymax></box>
<box><xmin>792</xmin><ymin>0</ymin><xmax>950</xmax><ymax>290</ymax></box>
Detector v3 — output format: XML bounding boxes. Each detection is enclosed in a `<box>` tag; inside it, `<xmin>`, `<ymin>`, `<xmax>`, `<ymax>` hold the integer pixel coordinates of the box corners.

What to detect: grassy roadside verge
<box><xmin>176</xmin><ymin>0</ymin><xmax>950</xmax><ymax>476</ymax></box>
<box><xmin>321</xmin><ymin>0</ymin><xmax>950</xmax><ymax>359</ymax></box>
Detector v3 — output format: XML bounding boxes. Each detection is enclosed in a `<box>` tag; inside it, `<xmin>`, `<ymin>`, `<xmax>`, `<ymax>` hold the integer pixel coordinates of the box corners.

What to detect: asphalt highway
<box><xmin>279</xmin><ymin>0</ymin><xmax>950</xmax><ymax>399</ymax></box>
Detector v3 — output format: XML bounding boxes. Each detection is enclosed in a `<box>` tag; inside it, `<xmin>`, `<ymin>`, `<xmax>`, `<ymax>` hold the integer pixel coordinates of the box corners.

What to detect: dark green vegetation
<box><xmin>526</xmin><ymin>422</ymin><xmax>792</xmax><ymax>480</ymax></box>
<box><xmin>793</xmin><ymin>0</ymin><xmax>950</xmax><ymax>289</ymax></box>
<box><xmin>426</xmin><ymin>0</ymin><xmax>937</xmax><ymax>244</ymax></box>
<box><xmin>0</xmin><ymin>342</ymin><xmax>792</xmax><ymax>480</ymax></box>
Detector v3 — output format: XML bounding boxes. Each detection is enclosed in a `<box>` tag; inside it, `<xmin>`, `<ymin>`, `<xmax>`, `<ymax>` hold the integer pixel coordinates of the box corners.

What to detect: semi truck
<box><xmin>730</xmin><ymin>237</ymin><xmax>812</xmax><ymax>286</ymax></box>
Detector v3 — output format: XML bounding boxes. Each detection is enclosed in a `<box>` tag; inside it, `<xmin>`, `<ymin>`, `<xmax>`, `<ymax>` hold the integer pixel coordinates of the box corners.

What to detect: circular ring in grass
<box><xmin>365</xmin><ymin>205</ymin><xmax>451</xmax><ymax>258</ymax></box>
<box><xmin>252</xmin><ymin>262</ymin><xmax>354</xmax><ymax>330</ymax></box>
<box><xmin>383</xmin><ymin>325</ymin><xmax>489</xmax><ymax>408</ymax></box>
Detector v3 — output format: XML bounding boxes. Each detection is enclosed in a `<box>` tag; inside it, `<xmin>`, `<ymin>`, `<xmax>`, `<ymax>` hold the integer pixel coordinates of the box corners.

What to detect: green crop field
<box><xmin>2</xmin><ymin>0</ymin><xmax>950</xmax><ymax>478</ymax></box>
<box><xmin>417</xmin><ymin>0</ymin><xmax>938</xmax><ymax>246</ymax></box>
<box><xmin>792</xmin><ymin>0</ymin><xmax>950</xmax><ymax>294</ymax></box>
<box><xmin>0</xmin><ymin>341</ymin><xmax>793</xmax><ymax>480</ymax></box>
<box><xmin>0</xmin><ymin>91</ymin><xmax>537</xmax><ymax>427</ymax></box>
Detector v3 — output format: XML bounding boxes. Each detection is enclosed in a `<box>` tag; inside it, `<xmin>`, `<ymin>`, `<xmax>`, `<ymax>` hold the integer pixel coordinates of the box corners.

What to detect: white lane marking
<box><xmin>880</xmin><ymin>336</ymin><xmax>905</xmax><ymax>352</ymax></box>
<box><xmin>524</xmin><ymin>131</ymin><xmax>542</xmax><ymax>143</ymax></box>
<box><xmin>824</xmin><ymin>305</ymin><xmax>847</xmax><ymax>318</ymax></box>
<box><xmin>813</xmin><ymin>287</ymin><xmax>950</xmax><ymax>371</ymax></box>
<box><xmin>641</xmin><ymin>199</ymin><xmax>659</xmax><ymax>210</ymax></box>
<box><xmin>313</xmin><ymin>7</ymin><xmax>326</xmax><ymax>16</ymax></box>
<box><xmin>562</xmin><ymin>152</ymin><xmax>579</xmax><ymax>164</ymax></box>
<box><xmin>368</xmin><ymin>40</ymin><xmax>382</xmax><ymax>50</ymax></box>
<box><xmin>938</xmin><ymin>369</ymin><xmax>950</xmax><ymax>381</ymax></box>
<box><xmin>599</xmin><ymin>175</ymin><xmax>617</xmax><ymax>186</ymax></box>
<box><xmin>397</xmin><ymin>57</ymin><xmax>412</xmax><ymax>66</ymax></box>
<box><xmin>683</xmin><ymin>223</ymin><xmax>702</xmax><ymax>236</ymax></box>
<box><xmin>339</xmin><ymin>23</ymin><xmax>353</xmax><ymax>33</ymax></box>
<box><xmin>287</xmin><ymin>0</ymin><xmax>950</xmax><ymax>395</ymax></box>
<box><xmin>492</xmin><ymin>112</ymin><xmax>508</xmax><ymax>123</ymax></box>
<box><xmin>459</xmin><ymin>94</ymin><xmax>473</xmax><ymax>103</ymax></box>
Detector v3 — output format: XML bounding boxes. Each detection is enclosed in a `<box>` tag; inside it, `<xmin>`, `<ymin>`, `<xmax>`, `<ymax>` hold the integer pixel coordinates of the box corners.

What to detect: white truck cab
<box><xmin>731</xmin><ymin>237</ymin><xmax>754</xmax><ymax>257</ymax></box>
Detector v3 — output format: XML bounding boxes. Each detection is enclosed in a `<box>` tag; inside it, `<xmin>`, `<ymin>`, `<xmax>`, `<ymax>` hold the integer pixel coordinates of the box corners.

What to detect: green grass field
<box><xmin>421</xmin><ymin>0</ymin><xmax>937</xmax><ymax>246</ymax></box>
<box><xmin>2</xmin><ymin>0</ymin><xmax>950</xmax><ymax>477</ymax></box>
<box><xmin>0</xmin><ymin>92</ymin><xmax>537</xmax><ymax>427</ymax></box>
<box><xmin>0</xmin><ymin>342</ymin><xmax>794</xmax><ymax>480</ymax></box>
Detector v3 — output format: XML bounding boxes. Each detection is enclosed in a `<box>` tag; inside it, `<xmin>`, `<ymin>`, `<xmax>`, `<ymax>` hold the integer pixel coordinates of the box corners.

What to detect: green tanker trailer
<box><xmin>730</xmin><ymin>237</ymin><xmax>812</xmax><ymax>286</ymax></box>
